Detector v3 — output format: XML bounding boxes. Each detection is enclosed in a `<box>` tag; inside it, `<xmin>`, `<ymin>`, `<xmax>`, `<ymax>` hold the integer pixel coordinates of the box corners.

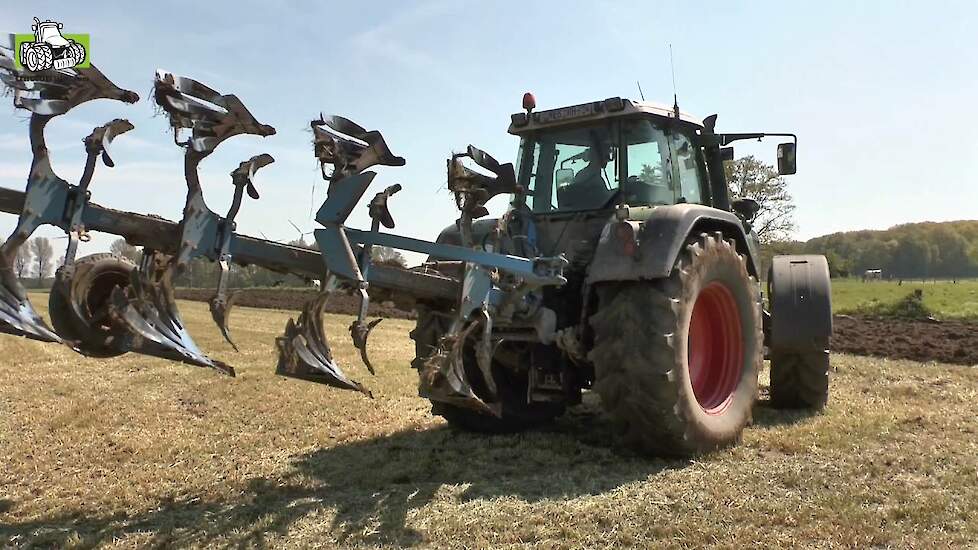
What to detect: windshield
<box><xmin>519</xmin><ymin>122</ymin><xmax>619</xmax><ymax>213</ymax></box>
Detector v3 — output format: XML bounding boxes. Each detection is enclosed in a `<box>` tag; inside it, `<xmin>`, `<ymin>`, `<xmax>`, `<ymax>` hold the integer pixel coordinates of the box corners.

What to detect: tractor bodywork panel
<box><xmin>508</xmin><ymin>97</ymin><xmax>703</xmax><ymax>136</ymax></box>
<box><xmin>587</xmin><ymin>203</ymin><xmax>760</xmax><ymax>284</ymax></box>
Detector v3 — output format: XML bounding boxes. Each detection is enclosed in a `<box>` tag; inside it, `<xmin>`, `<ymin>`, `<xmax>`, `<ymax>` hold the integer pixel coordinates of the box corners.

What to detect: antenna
<box><xmin>669</xmin><ymin>44</ymin><xmax>680</xmax><ymax>119</ymax></box>
<box><xmin>636</xmin><ymin>80</ymin><xmax>645</xmax><ymax>101</ymax></box>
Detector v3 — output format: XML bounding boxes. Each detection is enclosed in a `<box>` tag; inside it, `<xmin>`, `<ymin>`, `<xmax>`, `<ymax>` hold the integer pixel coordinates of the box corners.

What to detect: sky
<box><xmin>2</xmin><ymin>1</ymin><xmax>977</xmax><ymax>266</ymax></box>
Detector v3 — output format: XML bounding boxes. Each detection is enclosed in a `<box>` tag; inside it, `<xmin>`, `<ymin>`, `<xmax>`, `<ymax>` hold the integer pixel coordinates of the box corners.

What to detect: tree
<box><xmin>371</xmin><ymin>245</ymin><xmax>407</xmax><ymax>268</ymax></box>
<box><xmin>891</xmin><ymin>235</ymin><xmax>932</xmax><ymax>278</ymax></box>
<box><xmin>30</xmin><ymin>237</ymin><xmax>54</xmax><ymax>280</ymax></box>
<box><xmin>287</xmin><ymin>238</ymin><xmax>315</xmax><ymax>249</ymax></box>
<box><xmin>638</xmin><ymin>163</ymin><xmax>664</xmax><ymax>186</ymax></box>
<box><xmin>109</xmin><ymin>238</ymin><xmax>142</xmax><ymax>263</ymax></box>
<box><xmin>724</xmin><ymin>156</ymin><xmax>795</xmax><ymax>244</ymax></box>
<box><xmin>822</xmin><ymin>250</ymin><xmax>850</xmax><ymax>278</ymax></box>
<box><xmin>13</xmin><ymin>241</ymin><xmax>32</xmax><ymax>277</ymax></box>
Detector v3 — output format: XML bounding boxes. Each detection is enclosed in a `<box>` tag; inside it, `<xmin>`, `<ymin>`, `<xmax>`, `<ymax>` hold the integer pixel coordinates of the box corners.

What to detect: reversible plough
<box><xmin>0</xmin><ymin>42</ymin><xmax>566</xmax><ymax>410</ymax></box>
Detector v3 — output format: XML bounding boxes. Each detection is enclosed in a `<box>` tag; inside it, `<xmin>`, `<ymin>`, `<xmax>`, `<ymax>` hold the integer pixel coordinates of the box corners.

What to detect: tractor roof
<box><xmin>507</xmin><ymin>97</ymin><xmax>703</xmax><ymax>136</ymax></box>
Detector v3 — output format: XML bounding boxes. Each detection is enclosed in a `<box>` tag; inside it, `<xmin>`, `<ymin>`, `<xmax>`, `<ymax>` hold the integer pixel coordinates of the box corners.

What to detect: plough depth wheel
<box><xmin>49</xmin><ymin>253</ymin><xmax>135</xmax><ymax>358</ymax></box>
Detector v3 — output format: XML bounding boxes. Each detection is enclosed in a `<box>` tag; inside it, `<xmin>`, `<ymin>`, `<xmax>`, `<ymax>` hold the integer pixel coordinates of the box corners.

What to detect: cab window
<box><xmin>520</xmin><ymin>123</ymin><xmax>619</xmax><ymax>212</ymax></box>
<box><xmin>620</xmin><ymin>119</ymin><xmax>705</xmax><ymax>206</ymax></box>
<box><xmin>622</xmin><ymin>120</ymin><xmax>673</xmax><ymax>205</ymax></box>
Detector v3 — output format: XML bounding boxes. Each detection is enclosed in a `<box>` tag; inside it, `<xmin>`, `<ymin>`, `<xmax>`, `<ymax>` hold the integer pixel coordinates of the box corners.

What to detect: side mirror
<box><xmin>777</xmin><ymin>142</ymin><xmax>796</xmax><ymax>175</ymax></box>
<box><xmin>555</xmin><ymin>168</ymin><xmax>574</xmax><ymax>187</ymax></box>
<box><xmin>732</xmin><ymin>197</ymin><xmax>760</xmax><ymax>221</ymax></box>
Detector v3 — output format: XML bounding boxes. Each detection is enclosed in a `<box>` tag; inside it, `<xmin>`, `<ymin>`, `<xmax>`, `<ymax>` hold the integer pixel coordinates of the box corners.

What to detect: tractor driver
<box><xmin>557</xmin><ymin>142</ymin><xmax>615</xmax><ymax>210</ymax></box>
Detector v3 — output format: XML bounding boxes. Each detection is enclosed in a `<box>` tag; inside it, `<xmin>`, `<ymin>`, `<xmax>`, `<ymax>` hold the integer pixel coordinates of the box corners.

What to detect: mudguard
<box><xmin>768</xmin><ymin>255</ymin><xmax>832</xmax><ymax>352</ymax></box>
<box><xmin>586</xmin><ymin>204</ymin><xmax>760</xmax><ymax>284</ymax></box>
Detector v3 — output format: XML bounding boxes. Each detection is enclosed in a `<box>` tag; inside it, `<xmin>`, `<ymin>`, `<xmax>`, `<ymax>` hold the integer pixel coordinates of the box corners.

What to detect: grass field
<box><xmin>2</xmin><ymin>295</ymin><xmax>978</xmax><ymax>548</ymax></box>
<box><xmin>832</xmin><ymin>278</ymin><xmax>978</xmax><ymax>319</ymax></box>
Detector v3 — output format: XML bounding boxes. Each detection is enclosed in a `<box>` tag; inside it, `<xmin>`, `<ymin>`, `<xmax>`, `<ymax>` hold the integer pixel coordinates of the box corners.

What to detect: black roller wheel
<box><xmin>50</xmin><ymin>253</ymin><xmax>135</xmax><ymax>358</ymax></box>
<box><xmin>769</xmin><ymin>351</ymin><xmax>829</xmax><ymax>409</ymax></box>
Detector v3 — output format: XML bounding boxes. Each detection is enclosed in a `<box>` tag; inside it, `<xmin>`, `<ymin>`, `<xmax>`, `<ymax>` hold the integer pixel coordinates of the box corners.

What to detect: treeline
<box><xmin>766</xmin><ymin>221</ymin><xmax>978</xmax><ymax>279</ymax></box>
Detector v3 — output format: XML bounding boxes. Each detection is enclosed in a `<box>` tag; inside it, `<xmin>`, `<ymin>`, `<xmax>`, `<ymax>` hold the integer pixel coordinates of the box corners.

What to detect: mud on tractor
<box><xmin>19</xmin><ymin>18</ymin><xmax>86</xmax><ymax>71</ymax></box>
<box><xmin>0</xmin><ymin>41</ymin><xmax>831</xmax><ymax>456</ymax></box>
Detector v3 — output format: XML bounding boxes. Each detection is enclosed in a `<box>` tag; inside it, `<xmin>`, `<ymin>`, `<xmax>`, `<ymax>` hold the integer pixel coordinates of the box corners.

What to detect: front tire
<box><xmin>589</xmin><ymin>232</ymin><xmax>762</xmax><ymax>456</ymax></box>
<box><xmin>25</xmin><ymin>43</ymin><xmax>53</xmax><ymax>71</ymax></box>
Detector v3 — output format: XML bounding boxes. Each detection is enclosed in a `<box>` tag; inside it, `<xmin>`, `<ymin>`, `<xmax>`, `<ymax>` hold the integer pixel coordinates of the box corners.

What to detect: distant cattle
<box><xmin>863</xmin><ymin>269</ymin><xmax>883</xmax><ymax>281</ymax></box>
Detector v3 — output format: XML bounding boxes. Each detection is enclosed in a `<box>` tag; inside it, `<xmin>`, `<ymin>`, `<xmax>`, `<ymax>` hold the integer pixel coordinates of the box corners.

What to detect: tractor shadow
<box><xmin>0</xmin><ymin>400</ymin><xmax>818</xmax><ymax>548</ymax></box>
<box><xmin>751</xmin><ymin>392</ymin><xmax>824</xmax><ymax>427</ymax></box>
<box><xmin>0</xmin><ymin>405</ymin><xmax>679</xmax><ymax>548</ymax></box>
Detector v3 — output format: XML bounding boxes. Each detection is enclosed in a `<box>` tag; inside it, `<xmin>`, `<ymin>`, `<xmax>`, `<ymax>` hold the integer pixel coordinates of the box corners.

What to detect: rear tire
<box><xmin>25</xmin><ymin>43</ymin><xmax>53</xmax><ymax>71</ymax></box>
<box><xmin>67</xmin><ymin>42</ymin><xmax>86</xmax><ymax>65</ymax></box>
<box><xmin>589</xmin><ymin>232</ymin><xmax>762</xmax><ymax>456</ymax></box>
<box><xmin>769</xmin><ymin>351</ymin><xmax>829</xmax><ymax>409</ymax></box>
<box><xmin>50</xmin><ymin>253</ymin><xmax>135</xmax><ymax>358</ymax></box>
<box><xmin>411</xmin><ymin>307</ymin><xmax>564</xmax><ymax>433</ymax></box>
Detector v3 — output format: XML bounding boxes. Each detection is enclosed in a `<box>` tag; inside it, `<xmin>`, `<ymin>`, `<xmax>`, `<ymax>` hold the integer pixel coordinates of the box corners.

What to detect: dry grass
<box><xmin>2</xmin><ymin>293</ymin><xmax>978</xmax><ymax>548</ymax></box>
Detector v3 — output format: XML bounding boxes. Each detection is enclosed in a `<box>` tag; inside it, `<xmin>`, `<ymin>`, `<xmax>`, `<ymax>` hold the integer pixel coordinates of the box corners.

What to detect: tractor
<box><xmin>0</xmin><ymin>40</ymin><xmax>831</xmax><ymax>457</ymax></box>
<box><xmin>407</xmin><ymin>94</ymin><xmax>832</xmax><ymax>455</ymax></box>
<box><xmin>19</xmin><ymin>17</ymin><xmax>86</xmax><ymax>71</ymax></box>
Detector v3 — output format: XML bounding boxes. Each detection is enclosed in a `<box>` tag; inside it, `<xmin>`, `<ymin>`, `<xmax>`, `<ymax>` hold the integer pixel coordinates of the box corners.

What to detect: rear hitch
<box><xmin>418</xmin><ymin>317</ymin><xmax>501</xmax><ymax>417</ymax></box>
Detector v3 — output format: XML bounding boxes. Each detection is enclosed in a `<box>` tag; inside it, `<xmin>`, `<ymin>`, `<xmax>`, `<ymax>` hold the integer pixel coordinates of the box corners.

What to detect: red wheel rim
<box><xmin>687</xmin><ymin>281</ymin><xmax>744</xmax><ymax>414</ymax></box>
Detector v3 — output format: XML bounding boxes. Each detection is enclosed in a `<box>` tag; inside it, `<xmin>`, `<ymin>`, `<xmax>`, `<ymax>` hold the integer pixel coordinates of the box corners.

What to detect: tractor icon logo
<box><xmin>16</xmin><ymin>18</ymin><xmax>89</xmax><ymax>72</ymax></box>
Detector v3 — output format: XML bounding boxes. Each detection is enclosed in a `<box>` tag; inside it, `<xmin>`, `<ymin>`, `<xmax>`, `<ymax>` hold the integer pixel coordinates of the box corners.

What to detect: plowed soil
<box><xmin>175</xmin><ymin>288</ymin><xmax>978</xmax><ymax>365</ymax></box>
<box><xmin>832</xmin><ymin>315</ymin><xmax>978</xmax><ymax>366</ymax></box>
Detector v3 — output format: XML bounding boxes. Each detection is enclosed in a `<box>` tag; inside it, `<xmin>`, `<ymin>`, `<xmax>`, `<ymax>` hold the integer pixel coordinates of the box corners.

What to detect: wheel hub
<box><xmin>687</xmin><ymin>281</ymin><xmax>744</xmax><ymax>414</ymax></box>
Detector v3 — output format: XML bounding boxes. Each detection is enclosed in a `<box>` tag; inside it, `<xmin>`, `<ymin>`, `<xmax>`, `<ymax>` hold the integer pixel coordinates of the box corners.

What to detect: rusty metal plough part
<box><xmin>209</xmin><ymin>153</ymin><xmax>275</xmax><ymax>351</ymax></box>
<box><xmin>63</xmin><ymin>119</ymin><xmax>136</xmax><ymax>266</ymax></box>
<box><xmin>107</xmin><ymin>70</ymin><xmax>275</xmax><ymax>374</ymax></box>
<box><xmin>0</xmin><ymin>39</ymin><xmax>568</xmax><ymax>417</ymax></box>
<box><xmin>304</xmin><ymin>120</ymin><xmax>568</xmax><ymax>411</ymax></box>
<box><xmin>274</xmin><ymin>116</ymin><xmax>406</xmax><ymax>390</ymax></box>
<box><xmin>275</xmin><ymin>282</ymin><xmax>371</xmax><ymax>395</ymax></box>
<box><xmin>108</xmin><ymin>251</ymin><xmax>234</xmax><ymax>375</ymax></box>
<box><xmin>0</xmin><ymin>42</ymin><xmax>138</xmax><ymax>343</ymax></box>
